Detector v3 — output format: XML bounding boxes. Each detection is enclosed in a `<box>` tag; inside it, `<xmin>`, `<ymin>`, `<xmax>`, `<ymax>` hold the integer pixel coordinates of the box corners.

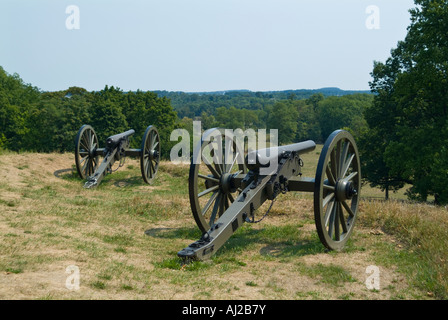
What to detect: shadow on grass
<box><xmin>219</xmin><ymin>227</ymin><xmax>327</xmax><ymax>258</ymax></box>
<box><xmin>144</xmin><ymin>226</ymin><xmax>202</xmax><ymax>240</ymax></box>
<box><xmin>111</xmin><ymin>175</ymin><xmax>148</xmax><ymax>188</ymax></box>
<box><xmin>54</xmin><ymin>168</ymin><xmax>78</xmax><ymax>180</ymax></box>
<box><xmin>144</xmin><ymin>225</ymin><xmax>327</xmax><ymax>259</ymax></box>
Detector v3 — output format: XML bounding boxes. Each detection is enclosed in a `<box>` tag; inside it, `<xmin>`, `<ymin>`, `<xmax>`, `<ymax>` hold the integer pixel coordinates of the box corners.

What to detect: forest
<box><xmin>0</xmin><ymin>65</ymin><xmax>372</xmax><ymax>152</ymax></box>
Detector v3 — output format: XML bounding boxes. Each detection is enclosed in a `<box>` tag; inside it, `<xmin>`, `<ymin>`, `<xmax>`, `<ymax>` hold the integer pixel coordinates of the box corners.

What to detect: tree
<box><xmin>316</xmin><ymin>95</ymin><xmax>369</xmax><ymax>142</ymax></box>
<box><xmin>366</xmin><ymin>0</ymin><xmax>448</xmax><ymax>204</ymax></box>
<box><xmin>0</xmin><ymin>66</ymin><xmax>40</xmax><ymax>151</ymax></box>
<box><xmin>267</xmin><ymin>101</ymin><xmax>299</xmax><ymax>144</ymax></box>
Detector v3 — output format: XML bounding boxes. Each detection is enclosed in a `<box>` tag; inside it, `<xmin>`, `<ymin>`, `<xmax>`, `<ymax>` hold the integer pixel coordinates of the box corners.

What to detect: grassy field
<box><xmin>0</xmin><ymin>147</ymin><xmax>447</xmax><ymax>300</ymax></box>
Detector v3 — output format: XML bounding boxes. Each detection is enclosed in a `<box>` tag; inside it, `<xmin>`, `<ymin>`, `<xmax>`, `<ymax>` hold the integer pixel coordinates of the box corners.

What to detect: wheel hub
<box><xmin>336</xmin><ymin>180</ymin><xmax>357</xmax><ymax>201</ymax></box>
<box><xmin>219</xmin><ymin>173</ymin><xmax>237</xmax><ymax>194</ymax></box>
<box><xmin>149</xmin><ymin>150</ymin><xmax>158</xmax><ymax>160</ymax></box>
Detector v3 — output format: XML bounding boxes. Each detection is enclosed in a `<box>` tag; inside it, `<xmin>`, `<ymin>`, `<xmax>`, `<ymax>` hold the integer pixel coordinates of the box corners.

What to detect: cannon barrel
<box><xmin>105</xmin><ymin>129</ymin><xmax>135</xmax><ymax>149</ymax></box>
<box><xmin>246</xmin><ymin>140</ymin><xmax>316</xmax><ymax>171</ymax></box>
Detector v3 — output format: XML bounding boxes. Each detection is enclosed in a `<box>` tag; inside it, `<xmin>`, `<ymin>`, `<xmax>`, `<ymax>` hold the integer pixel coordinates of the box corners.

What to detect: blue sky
<box><xmin>0</xmin><ymin>0</ymin><xmax>415</xmax><ymax>92</ymax></box>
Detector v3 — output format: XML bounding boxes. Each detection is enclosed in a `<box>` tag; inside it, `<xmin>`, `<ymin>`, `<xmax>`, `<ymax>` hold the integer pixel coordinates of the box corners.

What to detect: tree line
<box><xmin>174</xmin><ymin>92</ymin><xmax>372</xmax><ymax>146</ymax></box>
<box><xmin>0</xmin><ymin>69</ymin><xmax>177</xmax><ymax>157</ymax></box>
<box><xmin>0</xmin><ymin>66</ymin><xmax>371</xmax><ymax>154</ymax></box>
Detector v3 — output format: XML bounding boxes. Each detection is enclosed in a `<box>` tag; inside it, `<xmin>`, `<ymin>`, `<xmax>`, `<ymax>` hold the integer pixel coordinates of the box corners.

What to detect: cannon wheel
<box><xmin>75</xmin><ymin>124</ymin><xmax>99</xmax><ymax>179</ymax></box>
<box><xmin>140</xmin><ymin>125</ymin><xmax>161</xmax><ymax>184</ymax></box>
<box><xmin>189</xmin><ymin>128</ymin><xmax>247</xmax><ymax>233</ymax></box>
<box><xmin>314</xmin><ymin>130</ymin><xmax>361</xmax><ymax>251</ymax></box>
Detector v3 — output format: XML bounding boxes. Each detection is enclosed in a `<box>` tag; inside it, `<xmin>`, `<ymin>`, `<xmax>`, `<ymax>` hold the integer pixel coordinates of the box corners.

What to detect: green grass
<box><xmin>359</xmin><ymin>200</ymin><xmax>448</xmax><ymax>298</ymax></box>
<box><xmin>295</xmin><ymin>263</ymin><xmax>356</xmax><ymax>286</ymax></box>
<box><xmin>0</xmin><ymin>152</ymin><xmax>446</xmax><ymax>299</ymax></box>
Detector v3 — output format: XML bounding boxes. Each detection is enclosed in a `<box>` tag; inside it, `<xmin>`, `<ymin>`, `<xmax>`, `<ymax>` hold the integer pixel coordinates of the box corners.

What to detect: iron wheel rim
<box><xmin>314</xmin><ymin>130</ymin><xmax>361</xmax><ymax>251</ymax></box>
<box><xmin>189</xmin><ymin>128</ymin><xmax>247</xmax><ymax>232</ymax></box>
<box><xmin>140</xmin><ymin>125</ymin><xmax>160</xmax><ymax>184</ymax></box>
<box><xmin>75</xmin><ymin>124</ymin><xmax>99</xmax><ymax>179</ymax></box>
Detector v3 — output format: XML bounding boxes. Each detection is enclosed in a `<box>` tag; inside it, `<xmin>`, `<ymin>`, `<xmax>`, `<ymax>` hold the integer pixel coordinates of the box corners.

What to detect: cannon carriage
<box><xmin>178</xmin><ymin>129</ymin><xmax>361</xmax><ymax>261</ymax></box>
<box><xmin>74</xmin><ymin>124</ymin><xmax>160</xmax><ymax>188</ymax></box>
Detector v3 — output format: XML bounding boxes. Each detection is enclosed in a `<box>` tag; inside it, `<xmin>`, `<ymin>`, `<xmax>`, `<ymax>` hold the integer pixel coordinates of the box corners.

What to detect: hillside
<box><xmin>0</xmin><ymin>151</ymin><xmax>446</xmax><ymax>300</ymax></box>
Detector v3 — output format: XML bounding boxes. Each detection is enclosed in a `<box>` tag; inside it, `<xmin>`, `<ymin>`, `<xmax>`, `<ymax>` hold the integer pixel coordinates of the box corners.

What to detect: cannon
<box><xmin>74</xmin><ymin>124</ymin><xmax>160</xmax><ymax>188</ymax></box>
<box><xmin>178</xmin><ymin>129</ymin><xmax>361</xmax><ymax>261</ymax></box>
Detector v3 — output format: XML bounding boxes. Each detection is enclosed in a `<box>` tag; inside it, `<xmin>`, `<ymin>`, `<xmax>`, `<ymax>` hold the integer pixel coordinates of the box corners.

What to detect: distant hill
<box><xmin>152</xmin><ymin>87</ymin><xmax>372</xmax><ymax>119</ymax></box>
<box><xmin>154</xmin><ymin>87</ymin><xmax>371</xmax><ymax>99</ymax></box>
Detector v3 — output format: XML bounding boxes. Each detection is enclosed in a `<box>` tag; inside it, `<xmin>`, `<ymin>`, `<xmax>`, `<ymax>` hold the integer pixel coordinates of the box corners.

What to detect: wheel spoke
<box><xmin>198</xmin><ymin>185</ymin><xmax>219</xmax><ymax>198</ymax></box>
<box><xmin>226</xmin><ymin>152</ymin><xmax>239</xmax><ymax>174</ymax></box>
<box><xmin>334</xmin><ymin>202</ymin><xmax>340</xmax><ymax>241</ymax></box>
<box><xmin>90</xmin><ymin>158</ymin><xmax>95</xmax><ymax>176</ymax></box>
<box><xmin>150</xmin><ymin>131</ymin><xmax>157</xmax><ymax>150</ymax></box>
<box><xmin>328</xmin><ymin>204</ymin><xmax>336</xmax><ymax>238</ymax></box>
<box><xmin>343</xmin><ymin>171</ymin><xmax>358</xmax><ymax>182</ymax></box>
<box><xmin>198</xmin><ymin>174</ymin><xmax>220</xmax><ymax>183</ymax></box>
<box><xmin>145</xmin><ymin>158</ymin><xmax>152</xmax><ymax>178</ymax></box>
<box><xmin>341</xmin><ymin>154</ymin><xmax>355</xmax><ymax>179</ymax></box>
<box><xmin>80</xmin><ymin>138</ymin><xmax>89</xmax><ymax>152</ymax></box>
<box><xmin>324</xmin><ymin>199</ymin><xmax>335</xmax><ymax>227</ymax></box>
<box><xmin>323</xmin><ymin>192</ymin><xmax>335</xmax><ymax>208</ymax></box>
<box><xmin>203</xmin><ymin>156</ymin><xmax>221</xmax><ymax>179</ymax></box>
<box><xmin>326</xmin><ymin>164</ymin><xmax>336</xmax><ymax>185</ymax></box>
<box><xmin>341</xmin><ymin>200</ymin><xmax>355</xmax><ymax>217</ymax></box>
<box><xmin>81</xmin><ymin>158</ymin><xmax>89</xmax><ymax>175</ymax></box>
<box><xmin>212</xmin><ymin>142</ymin><xmax>224</xmax><ymax>175</ymax></box>
<box><xmin>79</xmin><ymin>155</ymin><xmax>88</xmax><ymax>164</ymax></box>
<box><xmin>202</xmin><ymin>191</ymin><xmax>219</xmax><ymax>216</ymax></box>
<box><xmin>209</xmin><ymin>193</ymin><xmax>222</xmax><ymax>225</ymax></box>
<box><xmin>218</xmin><ymin>193</ymin><xmax>226</xmax><ymax>217</ymax></box>
<box><xmin>330</xmin><ymin>148</ymin><xmax>338</xmax><ymax>180</ymax></box>
<box><xmin>340</xmin><ymin>141</ymin><xmax>350</xmax><ymax>174</ymax></box>
<box><xmin>224</xmin><ymin>195</ymin><xmax>230</xmax><ymax>210</ymax></box>
<box><xmin>339</xmin><ymin>202</ymin><xmax>348</xmax><ymax>233</ymax></box>
<box><xmin>150</xmin><ymin>160</ymin><xmax>156</xmax><ymax>174</ymax></box>
<box><xmin>335</xmin><ymin>140</ymin><xmax>342</xmax><ymax>178</ymax></box>
<box><xmin>89</xmin><ymin>132</ymin><xmax>95</xmax><ymax>150</ymax></box>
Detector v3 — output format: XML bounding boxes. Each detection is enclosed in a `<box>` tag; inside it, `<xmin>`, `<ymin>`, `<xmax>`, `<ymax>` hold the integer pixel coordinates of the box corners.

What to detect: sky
<box><xmin>0</xmin><ymin>0</ymin><xmax>416</xmax><ymax>92</ymax></box>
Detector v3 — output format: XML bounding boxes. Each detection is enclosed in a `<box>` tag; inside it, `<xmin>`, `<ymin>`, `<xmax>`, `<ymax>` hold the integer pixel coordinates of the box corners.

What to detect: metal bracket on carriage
<box><xmin>178</xmin><ymin>228</ymin><xmax>217</xmax><ymax>260</ymax></box>
<box><xmin>84</xmin><ymin>175</ymin><xmax>99</xmax><ymax>189</ymax></box>
<box><xmin>264</xmin><ymin>151</ymin><xmax>300</xmax><ymax>200</ymax></box>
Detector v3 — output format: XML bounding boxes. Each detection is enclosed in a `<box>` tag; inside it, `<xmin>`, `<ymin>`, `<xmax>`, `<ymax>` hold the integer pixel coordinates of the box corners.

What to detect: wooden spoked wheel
<box><xmin>75</xmin><ymin>125</ymin><xmax>99</xmax><ymax>179</ymax></box>
<box><xmin>314</xmin><ymin>130</ymin><xmax>361</xmax><ymax>251</ymax></box>
<box><xmin>140</xmin><ymin>125</ymin><xmax>160</xmax><ymax>184</ymax></box>
<box><xmin>189</xmin><ymin>128</ymin><xmax>247</xmax><ymax>233</ymax></box>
